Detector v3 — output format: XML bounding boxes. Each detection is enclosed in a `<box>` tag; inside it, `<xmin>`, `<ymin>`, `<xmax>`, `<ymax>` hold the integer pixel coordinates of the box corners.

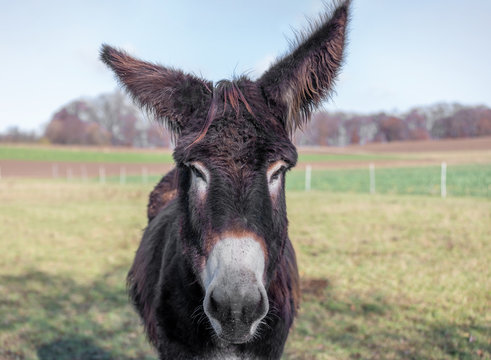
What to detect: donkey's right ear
<box><xmin>100</xmin><ymin>45</ymin><xmax>212</xmax><ymax>134</ymax></box>
<box><xmin>258</xmin><ymin>1</ymin><xmax>350</xmax><ymax>135</ymax></box>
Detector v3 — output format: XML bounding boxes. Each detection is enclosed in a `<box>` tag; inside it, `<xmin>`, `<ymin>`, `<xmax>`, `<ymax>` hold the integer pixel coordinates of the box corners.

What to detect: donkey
<box><xmin>101</xmin><ymin>1</ymin><xmax>350</xmax><ymax>358</ymax></box>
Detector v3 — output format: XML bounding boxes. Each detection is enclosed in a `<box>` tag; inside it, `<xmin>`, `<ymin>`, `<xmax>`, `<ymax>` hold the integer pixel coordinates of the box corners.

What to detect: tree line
<box><xmin>295</xmin><ymin>103</ymin><xmax>491</xmax><ymax>146</ymax></box>
<box><xmin>1</xmin><ymin>91</ymin><xmax>490</xmax><ymax>147</ymax></box>
<box><xmin>1</xmin><ymin>91</ymin><xmax>172</xmax><ymax>147</ymax></box>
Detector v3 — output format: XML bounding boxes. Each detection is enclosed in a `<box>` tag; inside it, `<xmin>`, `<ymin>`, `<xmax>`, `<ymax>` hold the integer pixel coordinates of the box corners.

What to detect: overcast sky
<box><xmin>1</xmin><ymin>0</ymin><xmax>490</xmax><ymax>132</ymax></box>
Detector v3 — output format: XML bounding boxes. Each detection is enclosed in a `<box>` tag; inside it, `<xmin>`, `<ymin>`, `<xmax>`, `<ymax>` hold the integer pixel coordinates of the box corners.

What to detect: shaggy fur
<box><xmin>101</xmin><ymin>1</ymin><xmax>349</xmax><ymax>359</ymax></box>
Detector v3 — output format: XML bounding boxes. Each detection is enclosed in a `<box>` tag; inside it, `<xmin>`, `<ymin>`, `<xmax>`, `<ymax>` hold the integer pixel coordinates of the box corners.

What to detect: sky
<box><xmin>1</xmin><ymin>0</ymin><xmax>490</xmax><ymax>133</ymax></box>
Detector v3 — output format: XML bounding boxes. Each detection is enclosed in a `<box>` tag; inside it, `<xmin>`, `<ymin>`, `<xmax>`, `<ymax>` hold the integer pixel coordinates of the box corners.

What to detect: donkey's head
<box><xmin>101</xmin><ymin>0</ymin><xmax>349</xmax><ymax>344</ymax></box>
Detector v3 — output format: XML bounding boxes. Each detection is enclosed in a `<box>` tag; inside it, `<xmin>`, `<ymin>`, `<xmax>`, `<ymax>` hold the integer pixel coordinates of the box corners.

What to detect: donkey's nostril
<box><xmin>209</xmin><ymin>290</ymin><xmax>219</xmax><ymax>314</ymax></box>
<box><xmin>209</xmin><ymin>286</ymin><xmax>229</xmax><ymax>315</ymax></box>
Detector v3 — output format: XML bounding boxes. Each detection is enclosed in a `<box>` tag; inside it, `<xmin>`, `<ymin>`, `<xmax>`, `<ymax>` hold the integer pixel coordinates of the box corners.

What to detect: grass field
<box><xmin>0</xmin><ymin>145</ymin><xmax>175</xmax><ymax>164</ymax></box>
<box><xmin>0</xmin><ymin>180</ymin><xmax>489</xmax><ymax>359</ymax></box>
<box><xmin>0</xmin><ymin>145</ymin><xmax>402</xmax><ymax>165</ymax></box>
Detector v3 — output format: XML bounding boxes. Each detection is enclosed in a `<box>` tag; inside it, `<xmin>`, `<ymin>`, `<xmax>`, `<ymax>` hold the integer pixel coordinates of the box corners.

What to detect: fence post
<box><xmin>81</xmin><ymin>165</ymin><xmax>87</xmax><ymax>182</ymax></box>
<box><xmin>120</xmin><ymin>167</ymin><xmax>126</xmax><ymax>185</ymax></box>
<box><xmin>99</xmin><ymin>166</ymin><xmax>105</xmax><ymax>184</ymax></box>
<box><xmin>0</xmin><ymin>166</ymin><xmax>2</xmax><ymax>180</ymax></box>
<box><xmin>142</xmin><ymin>167</ymin><xmax>148</xmax><ymax>184</ymax></box>
<box><xmin>369</xmin><ymin>163</ymin><xmax>375</xmax><ymax>194</ymax></box>
<box><xmin>305</xmin><ymin>165</ymin><xmax>312</xmax><ymax>191</ymax></box>
<box><xmin>441</xmin><ymin>162</ymin><xmax>447</xmax><ymax>198</ymax></box>
<box><xmin>52</xmin><ymin>163</ymin><xmax>58</xmax><ymax>179</ymax></box>
<box><xmin>66</xmin><ymin>168</ymin><xmax>73</xmax><ymax>182</ymax></box>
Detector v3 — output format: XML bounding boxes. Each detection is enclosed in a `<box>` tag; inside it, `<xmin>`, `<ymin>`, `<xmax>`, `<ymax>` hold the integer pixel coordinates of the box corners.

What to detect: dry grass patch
<box><xmin>0</xmin><ymin>181</ymin><xmax>489</xmax><ymax>359</ymax></box>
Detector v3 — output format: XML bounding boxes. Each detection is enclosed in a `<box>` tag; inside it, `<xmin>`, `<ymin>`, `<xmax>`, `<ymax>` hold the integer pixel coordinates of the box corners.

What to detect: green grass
<box><xmin>286</xmin><ymin>192</ymin><xmax>490</xmax><ymax>359</ymax></box>
<box><xmin>286</xmin><ymin>164</ymin><xmax>491</xmax><ymax>197</ymax></box>
<box><xmin>0</xmin><ymin>180</ymin><xmax>490</xmax><ymax>359</ymax></box>
<box><xmin>0</xmin><ymin>145</ymin><xmax>174</xmax><ymax>163</ymax></box>
<box><xmin>0</xmin><ymin>145</ymin><xmax>398</xmax><ymax>164</ymax></box>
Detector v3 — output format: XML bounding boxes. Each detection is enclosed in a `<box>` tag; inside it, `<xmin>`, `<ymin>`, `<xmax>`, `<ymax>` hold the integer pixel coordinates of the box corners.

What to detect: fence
<box><xmin>288</xmin><ymin>163</ymin><xmax>491</xmax><ymax>198</ymax></box>
<box><xmin>1</xmin><ymin>163</ymin><xmax>490</xmax><ymax>198</ymax></box>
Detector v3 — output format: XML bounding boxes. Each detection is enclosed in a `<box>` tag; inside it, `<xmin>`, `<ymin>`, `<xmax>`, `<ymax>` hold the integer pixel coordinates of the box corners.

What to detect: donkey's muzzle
<box><xmin>205</xmin><ymin>270</ymin><xmax>268</xmax><ymax>343</ymax></box>
<box><xmin>201</xmin><ymin>236</ymin><xmax>269</xmax><ymax>343</ymax></box>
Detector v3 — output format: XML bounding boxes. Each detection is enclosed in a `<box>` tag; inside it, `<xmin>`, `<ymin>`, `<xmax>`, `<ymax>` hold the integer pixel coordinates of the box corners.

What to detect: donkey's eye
<box><xmin>190</xmin><ymin>165</ymin><xmax>206</xmax><ymax>181</ymax></box>
<box><xmin>267</xmin><ymin>161</ymin><xmax>288</xmax><ymax>185</ymax></box>
<box><xmin>187</xmin><ymin>162</ymin><xmax>209</xmax><ymax>185</ymax></box>
<box><xmin>267</xmin><ymin>161</ymin><xmax>288</xmax><ymax>197</ymax></box>
<box><xmin>269</xmin><ymin>166</ymin><xmax>285</xmax><ymax>183</ymax></box>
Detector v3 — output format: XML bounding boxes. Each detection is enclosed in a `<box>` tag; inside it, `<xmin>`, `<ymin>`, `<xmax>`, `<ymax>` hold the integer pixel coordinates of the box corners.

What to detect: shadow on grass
<box><xmin>284</xmin><ymin>277</ymin><xmax>490</xmax><ymax>360</ymax></box>
<box><xmin>1</xmin><ymin>270</ymin><xmax>489</xmax><ymax>360</ymax></box>
<box><xmin>0</xmin><ymin>267</ymin><xmax>155</xmax><ymax>360</ymax></box>
<box><xmin>37</xmin><ymin>337</ymin><xmax>112</xmax><ymax>360</ymax></box>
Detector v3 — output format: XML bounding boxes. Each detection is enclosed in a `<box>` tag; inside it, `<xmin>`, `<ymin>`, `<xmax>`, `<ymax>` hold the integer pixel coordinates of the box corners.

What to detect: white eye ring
<box><xmin>190</xmin><ymin>165</ymin><xmax>207</xmax><ymax>183</ymax></box>
<box><xmin>267</xmin><ymin>160</ymin><xmax>287</xmax><ymax>196</ymax></box>
<box><xmin>187</xmin><ymin>161</ymin><xmax>209</xmax><ymax>196</ymax></box>
<box><xmin>187</xmin><ymin>161</ymin><xmax>209</xmax><ymax>182</ymax></box>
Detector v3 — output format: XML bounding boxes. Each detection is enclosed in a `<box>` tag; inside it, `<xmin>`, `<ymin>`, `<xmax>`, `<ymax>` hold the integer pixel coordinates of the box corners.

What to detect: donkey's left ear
<box><xmin>100</xmin><ymin>45</ymin><xmax>212</xmax><ymax>135</ymax></box>
<box><xmin>258</xmin><ymin>0</ymin><xmax>350</xmax><ymax>135</ymax></box>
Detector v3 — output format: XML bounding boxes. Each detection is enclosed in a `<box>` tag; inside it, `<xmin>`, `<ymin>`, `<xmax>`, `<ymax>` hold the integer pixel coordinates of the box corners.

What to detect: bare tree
<box><xmin>43</xmin><ymin>90</ymin><xmax>172</xmax><ymax>147</ymax></box>
<box><xmin>0</xmin><ymin>126</ymin><xmax>39</xmax><ymax>143</ymax></box>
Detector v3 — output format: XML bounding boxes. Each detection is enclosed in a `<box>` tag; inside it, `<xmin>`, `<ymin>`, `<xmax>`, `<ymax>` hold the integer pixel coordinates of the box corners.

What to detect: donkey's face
<box><xmin>173</xmin><ymin>80</ymin><xmax>297</xmax><ymax>342</ymax></box>
<box><xmin>101</xmin><ymin>0</ymin><xmax>349</xmax><ymax>344</ymax></box>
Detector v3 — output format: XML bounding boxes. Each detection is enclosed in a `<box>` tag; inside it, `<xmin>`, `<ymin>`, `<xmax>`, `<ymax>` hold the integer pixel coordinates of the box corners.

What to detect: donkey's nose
<box><xmin>204</xmin><ymin>276</ymin><xmax>268</xmax><ymax>343</ymax></box>
<box><xmin>209</xmin><ymin>283</ymin><xmax>265</xmax><ymax>326</ymax></box>
<box><xmin>201</xmin><ymin>236</ymin><xmax>269</xmax><ymax>343</ymax></box>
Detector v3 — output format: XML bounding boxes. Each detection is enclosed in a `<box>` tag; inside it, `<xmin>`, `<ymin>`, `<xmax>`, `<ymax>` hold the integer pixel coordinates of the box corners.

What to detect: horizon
<box><xmin>1</xmin><ymin>0</ymin><xmax>490</xmax><ymax>133</ymax></box>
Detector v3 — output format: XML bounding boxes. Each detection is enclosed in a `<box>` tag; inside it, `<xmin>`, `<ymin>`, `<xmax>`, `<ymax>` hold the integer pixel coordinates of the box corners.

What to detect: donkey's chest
<box><xmin>204</xmin><ymin>352</ymin><xmax>253</xmax><ymax>360</ymax></box>
<box><xmin>198</xmin><ymin>346</ymin><xmax>261</xmax><ymax>360</ymax></box>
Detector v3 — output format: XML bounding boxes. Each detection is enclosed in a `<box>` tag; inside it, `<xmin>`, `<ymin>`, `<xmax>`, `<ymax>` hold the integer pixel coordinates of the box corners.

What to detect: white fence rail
<box><xmin>1</xmin><ymin>162</ymin><xmax>488</xmax><ymax>198</ymax></box>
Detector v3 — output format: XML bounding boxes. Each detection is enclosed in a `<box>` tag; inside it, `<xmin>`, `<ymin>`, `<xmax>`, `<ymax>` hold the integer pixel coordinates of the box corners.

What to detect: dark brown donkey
<box><xmin>101</xmin><ymin>1</ymin><xmax>350</xmax><ymax>358</ymax></box>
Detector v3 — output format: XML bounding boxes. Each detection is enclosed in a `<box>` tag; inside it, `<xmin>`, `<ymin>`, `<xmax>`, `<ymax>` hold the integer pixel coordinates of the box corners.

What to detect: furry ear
<box><xmin>258</xmin><ymin>0</ymin><xmax>350</xmax><ymax>134</ymax></box>
<box><xmin>100</xmin><ymin>45</ymin><xmax>212</xmax><ymax>134</ymax></box>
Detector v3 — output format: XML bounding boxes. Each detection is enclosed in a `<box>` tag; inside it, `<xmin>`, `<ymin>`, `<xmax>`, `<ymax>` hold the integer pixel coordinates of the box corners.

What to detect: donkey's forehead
<box><xmin>178</xmin><ymin>119</ymin><xmax>297</xmax><ymax>167</ymax></box>
<box><xmin>174</xmin><ymin>79</ymin><xmax>297</xmax><ymax>166</ymax></box>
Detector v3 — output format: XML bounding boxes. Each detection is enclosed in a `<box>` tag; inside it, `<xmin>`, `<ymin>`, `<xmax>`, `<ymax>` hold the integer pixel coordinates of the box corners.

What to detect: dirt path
<box><xmin>0</xmin><ymin>160</ymin><xmax>173</xmax><ymax>179</ymax></box>
<box><xmin>299</xmin><ymin>136</ymin><xmax>491</xmax><ymax>153</ymax></box>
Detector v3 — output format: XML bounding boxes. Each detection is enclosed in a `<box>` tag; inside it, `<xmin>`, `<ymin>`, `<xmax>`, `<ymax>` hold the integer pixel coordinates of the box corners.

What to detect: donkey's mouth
<box><xmin>207</xmin><ymin>315</ymin><xmax>257</xmax><ymax>344</ymax></box>
<box><xmin>219</xmin><ymin>334</ymin><xmax>253</xmax><ymax>344</ymax></box>
<box><xmin>216</xmin><ymin>327</ymin><xmax>254</xmax><ymax>344</ymax></box>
